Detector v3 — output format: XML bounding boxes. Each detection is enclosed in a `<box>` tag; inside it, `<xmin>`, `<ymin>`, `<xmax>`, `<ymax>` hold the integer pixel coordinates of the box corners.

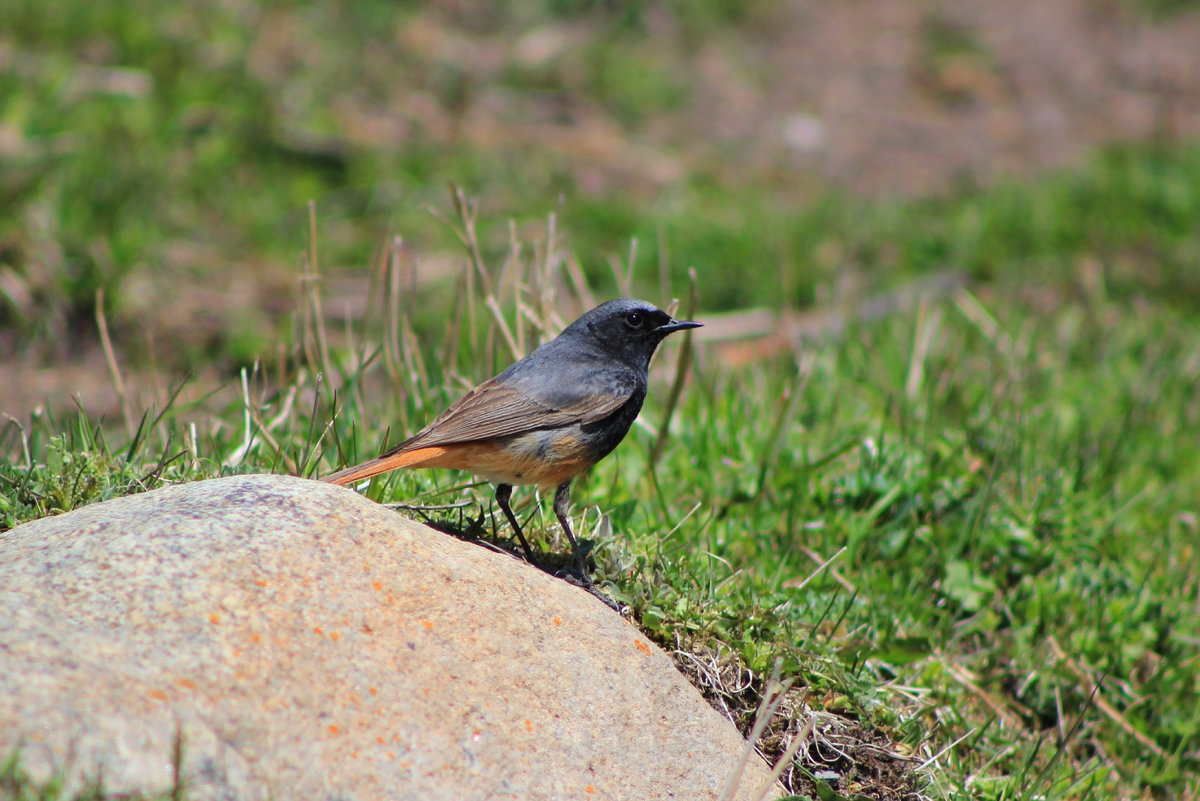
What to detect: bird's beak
<box><xmin>661</xmin><ymin>319</ymin><xmax>703</xmax><ymax>334</ymax></box>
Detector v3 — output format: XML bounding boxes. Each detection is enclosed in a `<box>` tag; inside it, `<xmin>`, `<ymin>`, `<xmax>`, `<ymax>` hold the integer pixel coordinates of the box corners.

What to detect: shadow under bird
<box><xmin>322</xmin><ymin>298</ymin><xmax>702</xmax><ymax>578</ymax></box>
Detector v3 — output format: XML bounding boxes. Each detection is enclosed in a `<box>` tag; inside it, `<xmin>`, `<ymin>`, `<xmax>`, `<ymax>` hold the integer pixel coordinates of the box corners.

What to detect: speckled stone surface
<box><xmin>0</xmin><ymin>474</ymin><xmax>778</xmax><ymax>801</ymax></box>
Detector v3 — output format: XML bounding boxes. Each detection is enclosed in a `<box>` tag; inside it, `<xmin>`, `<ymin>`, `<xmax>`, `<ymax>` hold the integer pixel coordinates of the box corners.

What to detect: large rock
<box><xmin>0</xmin><ymin>474</ymin><xmax>778</xmax><ymax>800</ymax></box>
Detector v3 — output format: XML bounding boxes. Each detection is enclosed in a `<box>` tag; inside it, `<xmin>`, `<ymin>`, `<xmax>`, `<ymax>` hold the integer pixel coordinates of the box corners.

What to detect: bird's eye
<box><xmin>624</xmin><ymin>311</ymin><xmax>644</xmax><ymax>329</ymax></box>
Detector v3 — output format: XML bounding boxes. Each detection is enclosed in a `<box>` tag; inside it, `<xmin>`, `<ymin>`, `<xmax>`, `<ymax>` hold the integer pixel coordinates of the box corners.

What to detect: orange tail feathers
<box><xmin>322</xmin><ymin>446</ymin><xmax>451</xmax><ymax>486</ymax></box>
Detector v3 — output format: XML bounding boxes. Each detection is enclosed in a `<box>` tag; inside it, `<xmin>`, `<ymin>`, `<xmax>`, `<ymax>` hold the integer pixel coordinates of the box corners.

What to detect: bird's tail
<box><xmin>321</xmin><ymin>446</ymin><xmax>450</xmax><ymax>486</ymax></box>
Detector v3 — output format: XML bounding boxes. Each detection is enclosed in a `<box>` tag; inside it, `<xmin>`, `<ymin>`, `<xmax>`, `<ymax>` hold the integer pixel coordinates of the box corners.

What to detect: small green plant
<box><xmin>1</xmin><ymin>741</ymin><xmax>185</xmax><ymax>801</ymax></box>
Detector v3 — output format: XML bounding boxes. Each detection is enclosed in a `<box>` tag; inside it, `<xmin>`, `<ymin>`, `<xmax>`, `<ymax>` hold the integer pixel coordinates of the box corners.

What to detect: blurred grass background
<box><xmin>6</xmin><ymin>0</ymin><xmax>1200</xmax><ymax>381</ymax></box>
<box><xmin>3</xmin><ymin>0</ymin><xmax>1200</xmax><ymax>799</ymax></box>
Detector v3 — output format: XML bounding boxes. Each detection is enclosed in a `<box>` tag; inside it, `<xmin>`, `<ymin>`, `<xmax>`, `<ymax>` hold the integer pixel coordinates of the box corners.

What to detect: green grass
<box><xmin>4</xmin><ymin>1</ymin><xmax>1200</xmax><ymax>798</ymax></box>
<box><xmin>5</xmin><ymin>174</ymin><xmax>1200</xmax><ymax>798</ymax></box>
<box><xmin>2</xmin><ymin>739</ymin><xmax>183</xmax><ymax>801</ymax></box>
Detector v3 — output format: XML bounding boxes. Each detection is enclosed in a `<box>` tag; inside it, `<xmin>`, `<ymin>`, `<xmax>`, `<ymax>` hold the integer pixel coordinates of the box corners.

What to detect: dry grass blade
<box><xmin>944</xmin><ymin>662</ymin><xmax>1024</xmax><ymax>730</ymax></box>
<box><xmin>797</xmin><ymin>545</ymin><xmax>856</xmax><ymax>593</ymax></box>
<box><xmin>564</xmin><ymin>252</ymin><xmax>596</xmax><ymax>311</ymax></box>
<box><xmin>953</xmin><ymin>287</ymin><xmax>1013</xmax><ymax>357</ymax></box>
<box><xmin>95</xmin><ymin>287</ymin><xmax>134</xmax><ymax>437</ymax></box>
<box><xmin>537</xmin><ymin>212</ymin><xmax>559</xmax><ymax>330</ymax></box>
<box><xmin>917</xmin><ymin>727</ymin><xmax>977</xmax><ymax>772</ymax></box>
<box><xmin>438</xmin><ymin>276</ymin><xmax>464</xmax><ymax>386</ymax></box>
<box><xmin>0</xmin><ymin>265</ymin><xmax>34</xmax><ymax>325</ymax></box>
<box><xmin>507</xmin><ymin>219</ymin><xmax>525</xmax><ymax>356</ymax></box>
<box><xmin>2</xmin><ymin>413</ymin><xmax>32</xmax><ymax>470</ymax></box>
<box><xmin>309</xmin><ymin>202</ymin><xmax>332</xmax><ymax>378</ymax></box>
<box><xmin>754</xmin><ymin>350</ymin><xmax>812</xmax><ymax>499</ymax></box>
<box><xmin>1046</xmin><ymin>636</ymin><xmax>1168</xmax><ymax>759</ymax></box>
<box><xmin>782</xmin><ymin>546</ymin><xmax>847</xmax><ymax>594</ymax></box>
<box><xmin>607</xmin><ymin>237</ymin><xmax>637</xmax><ymax>298</ymax></box>
<box><xmin>719</xmin><ymin>658</ymin><xmax>793</xmax><ymax>801</ymax></box>
<box><xmin>753</xmin><ymin>714</ymin><xmax>815</xmax><ymax>801</ymax></box>
<box><xmin>300</xmin><ymin>201</ymin><xmax>333</xmax><ymax>385</ymax></box>
<box><xmin>183</xmin><ymin>420</ymin><xmax>199</xmax><ymax>473</ymax></box>
<box><xmin>485</xmin><ymin>295</ymin><xmax>523</xmax><ymax>363</ymax></box>
<box><xmin>225</xmin><ymin>366</ymin><xmax>256</xmax><ymax>467</ymax></box>
<box><xmin>650</xmin><ymin>268</ymin><xmax>700</xmax><ymax>469</ymax></box>
<box><xmin>380</xmin><ymin>236</ymin><xmax>415</xmax><ymax>432</ymax></box>
<box><xmin>383</xmin><ymin>237</ymin><xmax>404</xmax><ymax>398</ymax></box>
<box><xmin>449</xmin><ymin>184</ymin><xmax>494</xmax><ymax>297</ymax></box>
<box><xmin>656</xmin><ymin>223</ymin><xmax>670</xmax><ymax>306</ymax></box>
<box><xmin>428</xmin><ymin>186</ymin><xmax>487</xmax><ymax>351</ymax></box>
<box><xmin>905</xmin><ymin>299</ymin><xmax>943</xmax><ymax>402</ymax></box>
<box><xmin>221</xmin><ymin>364</ymin><xmax>296</xmax><ymax>473</ymax></box>
<box><xmin>401</xmin><ymin>316</ymin><xmax>429</xmax><ymax>414</ymax></box>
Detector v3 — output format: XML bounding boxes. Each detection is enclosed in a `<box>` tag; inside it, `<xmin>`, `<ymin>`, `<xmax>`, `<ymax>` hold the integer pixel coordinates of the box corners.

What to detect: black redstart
<box><xmin>322</xmin><ymin>298</ymin><xmax>702</xmax><ymax>576</ymax></box>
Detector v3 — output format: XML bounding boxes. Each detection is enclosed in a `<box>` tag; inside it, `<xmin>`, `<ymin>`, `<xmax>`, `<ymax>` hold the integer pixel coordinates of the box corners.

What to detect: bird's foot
<box><xmin>554</xmin><ymin>568</ymin><xmax>623</xmax><ymax>612</ymax></box>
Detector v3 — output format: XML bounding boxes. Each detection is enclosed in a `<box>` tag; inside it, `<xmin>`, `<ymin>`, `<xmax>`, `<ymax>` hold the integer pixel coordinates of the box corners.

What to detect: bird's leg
<box><xmin>494</xmin><ymin>483</ymin><xmax>539</xmax><ymax>565</ymax></box>
<box><xmin>553</xmin><ymin>481</ymin><xmax>590</xmax><ymax>580</ymax></box>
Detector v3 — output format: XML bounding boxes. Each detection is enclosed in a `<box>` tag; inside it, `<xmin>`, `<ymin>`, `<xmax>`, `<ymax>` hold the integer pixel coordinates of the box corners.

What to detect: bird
<box><xmin>322</xmin><ymin>298</ymin><xmax>702</xmax><ymax>578</ymax></box>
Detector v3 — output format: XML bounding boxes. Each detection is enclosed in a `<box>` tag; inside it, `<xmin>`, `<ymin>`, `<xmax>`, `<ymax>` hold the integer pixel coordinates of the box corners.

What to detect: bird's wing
<box><xmin>395</xmin><ymin>370</ymin><xmax>637</xmax><ymax>451</ymax></box>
